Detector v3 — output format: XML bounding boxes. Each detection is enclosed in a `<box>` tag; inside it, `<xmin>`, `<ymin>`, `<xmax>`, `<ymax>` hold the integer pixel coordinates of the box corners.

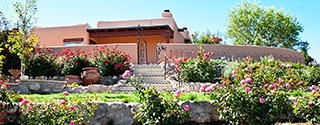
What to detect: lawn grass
<box><xmin>20</xmin><ymin>91</ymin><xmax>213</xmax><ymax>103</ymax></box>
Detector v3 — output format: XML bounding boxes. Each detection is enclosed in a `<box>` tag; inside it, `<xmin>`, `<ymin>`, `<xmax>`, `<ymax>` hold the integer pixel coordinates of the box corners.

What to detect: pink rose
<box><xmin>308</xmin><ymin>101</ymin><xmax>315</xmax><ymax>106</ymax></box>
<box><xmin>21</xmin><ymin>99</ymin><xmax>29</xmax><ymax>105</ymax></box>
<box><xmin>245</xmin><ymin>87</ymin><xmax>251</xmax><ymax>92</ymax></box>
<box><xmin>183</xmin><ymin>105</ymin><xmax>190</xmax><ymax>111</ymax></box>
<box><xmin>63</xmin><ymin>91</ymin><xmax>69</xmax><ymax>96</ymax></box>
<box><xmin>259</xmin><ymin>97</ymin><xmax>265</xmax><ymax>104</ymax></box>
<box><xmin>264</xmin><ymin>83</ymin><xmax>270</xmax><ymax>87</ymax></box>
<box><xmin>201</xmin><ymin>84</ymin><xmax>207</xmax><ymax>90</ymax></box>
<box><xmin>69</xmin><ymin>121</ymin><xmax>75</xmax><ymax>125</ymax></box>
<box><xmin>60</xmin><ymin>100</ymin><xmax>67</xmax><ymax>105</ymax></box>
<box><xmin>240</xmin><ymin>80</ymin><xmax>246</xmax><ymax>85</ymax></box>
<box><xmin>4</xmin><ymin>83</ymin><xmax>10</xmax><ymax>88</ymax></box>
<box><xmin>121</xmin><ymin>70</ymin><xmax>131</xmax><ymax>78</ymax></box>
<box><xmin>278</xmin><ymin>79</ymin><xmax>283</xmax><ymax>84</ymax></box>
<box><xmin>70</xmin><ymin>105</ymin><xmax>75</xmax><ymax>110</ymax></box>
<box><xmin>205</xmin><ymin>87</ymin><xmax>213</xmax><ymax>92</ymax></box>
<box><xmin>174</xmin><ymin>90</ymin><xmax>181</xmax><ymax>97</ymax></box>
<box><xmin>286</xmin><ymin>64</ymin><xmax>292</xmax><ymax>68</ymax></box>
<box><xmin>285</xmin><ymin>83</ymin><xmax>291</xmax><ymax>88</ymax></box>
<box><xmin>245</xmin><ymin>78</ymin><xmax>252</xmax><ymax>83</ymax></box>
<box><xmin>310</xmin><ymin>85</ymin><xmax>317</xmax><ymax>90</ymax></box>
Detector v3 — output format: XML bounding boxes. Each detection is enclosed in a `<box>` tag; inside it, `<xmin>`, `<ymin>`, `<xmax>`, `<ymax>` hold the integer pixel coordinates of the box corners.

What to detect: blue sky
<box><xmin>1</xmin><ymin>0</ymin><xmax>319</xmax><ymax>62</ymax></box>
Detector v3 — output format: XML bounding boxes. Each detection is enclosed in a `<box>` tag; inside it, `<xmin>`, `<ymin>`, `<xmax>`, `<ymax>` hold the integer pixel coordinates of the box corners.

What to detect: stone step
<box><xmin>143</xmin><ymin>81</ymin><xmax>169</xmax><ymax>84</ymax></box>
<box><xmin>133</xmin><ymin>65</ymin><xmax>162</xmax><ymax>69</ymax></box>
<box><xmin>121</xmin><ymin>83</ymin><xmax>172</xmax><ymax>87</ymax></box>
<box><xmin>125</xmin><ymin>75</ymin><xmax>166</xmax><ymax>80</ymax></box>
<box><xmin>132</xmin><ymin>72</ymin><xmax>165</xmax><ymax>77</ymax></box>
<box><xmin>132</xmin><ymin>68</ymin><xmax>163</xmax><ymax>73</ymax></box>
<box><xmin>116</xmin><ymin>86</ymin><xmax>176</xmax><ymax>92</ymax></box>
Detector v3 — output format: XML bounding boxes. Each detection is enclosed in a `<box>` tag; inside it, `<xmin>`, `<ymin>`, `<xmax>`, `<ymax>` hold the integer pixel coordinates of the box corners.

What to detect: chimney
<box><xmin>162</xmin><ymin>9</ymin><xmax>172</xmax><ymax>17</ymax></box>
<box><xmin>181</xmin><ymin>27</ymin><xmax>189</xmax><ymax>38</ymax></box>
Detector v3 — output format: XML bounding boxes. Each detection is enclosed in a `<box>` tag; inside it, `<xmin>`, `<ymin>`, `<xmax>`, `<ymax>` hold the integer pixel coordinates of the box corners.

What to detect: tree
<box><xmin>5</xmin><ymin>0</ymin><xmax>38</xmax><ymax>74</ymax></box>
<box><xmin>227</xmin><ymin>1</ymin><xmax>304</xmax><ymax>50</ymax></box>
<box><xmin>298</xmin><ymin>41</ymin><xmax>314</xmax><ymax>65</ymax></box>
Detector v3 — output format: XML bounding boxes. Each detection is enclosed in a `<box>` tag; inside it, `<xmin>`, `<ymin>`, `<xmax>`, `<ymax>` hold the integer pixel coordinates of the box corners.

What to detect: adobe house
<box><xmin>33</xmin><ymin>10</ymin><xmax>190</xmax><ymax>64</ymax></box>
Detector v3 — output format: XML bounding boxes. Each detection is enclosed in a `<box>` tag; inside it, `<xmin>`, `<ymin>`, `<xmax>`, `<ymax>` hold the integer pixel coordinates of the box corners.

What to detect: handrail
<box><xmin>156</xmin><ymin>43</ymin><xmax>173</xmax><ymax>79</ymax></box>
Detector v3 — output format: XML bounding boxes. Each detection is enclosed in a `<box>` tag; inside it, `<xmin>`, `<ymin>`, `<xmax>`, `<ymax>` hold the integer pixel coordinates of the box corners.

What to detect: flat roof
<box><xmin>87</xmin><ymin>24</ymin><xmax>174</xmax><ymax>38</ymax></box>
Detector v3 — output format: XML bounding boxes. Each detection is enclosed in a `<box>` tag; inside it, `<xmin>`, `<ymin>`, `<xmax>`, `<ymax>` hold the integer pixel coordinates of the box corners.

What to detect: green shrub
<box><xmin>19</xmin><ymin>91</ymin><xmax>96</xmax><ymax>125</ymax></box>
<box><xmin>25</xmin><ymin>48</ymin><xmax>59</xmax><ymax>78</ymax></box>
<box><xmin>293</xmin><ymin>86</ymin><xmax>320</xmax><ymax>124</ymax></box>
<box><xmin>92</xmin><ymin>46</ymin><xmax>131</xmax><ymax>77</ymax></box>
<box><xmin>212</xmin><ymin>56</ymin><xmax>305</xmax><ymax>124</ymax></box>
<box><xmin>0</xmin><ymin>80</ymin><xmax>16</xmax><ymax>124</ymax></box>
<box><xmin>125</xmin><ymin>72</ymin><xmax>190</xmax><ymax>125</ymax></box>
<box><xmin>174</xmin><ymin>44</ymin><xmax>227</xmax><ymax>83</ymax></box>
<box><xmin>190</xmin><ymin>31</ymin><xmax>223</xmax><ymax>44</ymax></box>
<box><xmin>61</xmin><ymin>48</ymin><xmax>93</xmax><ymax>76</ymax></box>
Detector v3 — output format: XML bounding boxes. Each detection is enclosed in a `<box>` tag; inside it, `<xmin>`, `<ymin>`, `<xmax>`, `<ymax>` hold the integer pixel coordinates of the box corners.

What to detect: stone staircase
<box><xmin>117</xmin><ymin>64</ymin><xmax>175</xmax><ymax>92</ymax></box>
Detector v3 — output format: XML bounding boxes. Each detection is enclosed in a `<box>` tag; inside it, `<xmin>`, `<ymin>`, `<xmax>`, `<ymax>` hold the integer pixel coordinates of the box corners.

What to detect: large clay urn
<box><xmin>81</xmin><ymin>67</ymin><xmax>100</xmax><ymax>86</ymax></box>
<box><xmin>8</xmin><ymin>69</ymin><xmax>22</xmax><ymax>83</ymax></box>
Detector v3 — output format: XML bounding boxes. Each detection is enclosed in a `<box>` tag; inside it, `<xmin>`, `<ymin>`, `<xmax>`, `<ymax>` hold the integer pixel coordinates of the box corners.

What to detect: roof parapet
<box><xmin>162</xmin><ymin>9</ymin><xmax>172</xmax><ymax>17</ymax></box>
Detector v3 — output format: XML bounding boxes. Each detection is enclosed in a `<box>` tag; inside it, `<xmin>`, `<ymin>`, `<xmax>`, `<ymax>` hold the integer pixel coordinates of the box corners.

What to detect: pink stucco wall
<box><xmin>48</xmin><ymin>43</ymin><xmax>138</xmax><ymax>64</ymax></box>
<box><xmin>33</xmin><ymin>23</ymin><xmax>91</xmax><ymax>46</ymax></box>
<box><xmin>157</xmin><ymin>43</ymin><xmax>304</xmax><ymax>63</ymax></box>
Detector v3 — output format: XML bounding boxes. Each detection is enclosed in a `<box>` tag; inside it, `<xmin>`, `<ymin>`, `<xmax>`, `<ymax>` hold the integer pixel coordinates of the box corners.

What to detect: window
<box><xmin>63</xmin><ymin>38</ymin><xmax>83</xmax><ymax>46</ymax></box>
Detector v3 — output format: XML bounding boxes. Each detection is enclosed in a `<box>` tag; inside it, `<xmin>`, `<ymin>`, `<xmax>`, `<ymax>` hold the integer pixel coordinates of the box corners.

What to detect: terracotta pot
<box><xmin>81</xmin><ymin>67</ymin><xmax>100</xmax><ymax>86</ymax></box>
<box><xmin>65</xmin><ymin>75</ymin><xmax>80</xmax><ymax>84</ymax></box>
<box><xmin>8</xmin><ymin>69</ymin><xmax>22</xmax><ymax>83</ymax></box>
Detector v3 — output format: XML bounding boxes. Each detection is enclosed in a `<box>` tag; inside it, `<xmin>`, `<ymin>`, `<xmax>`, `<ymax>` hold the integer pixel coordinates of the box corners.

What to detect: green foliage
<box><xmin>227</xmin><ymin>1</ymin><xmax>304</xmax><ymax>50</ymax></box>
<box><xmin>190</xmin><ymin>31</ymin><xmax>223</xmax><ymax>44</ymax></box>
<box><xmin>5</xmin><ymin>0</ymin><xmax>38</xmax><ymax>70</ymax></box>
<box><xmin>293</xmin><ymin>87</ymin><xmax>320</xmax><ymax>124</ymax></box>
<box><xmin>174</xmin><ymin>44</ymin><xmax>227</xmax><ymax>82</ymax></box>
<box><xmin>127</xmin><ymin>74</ymin><xmax>190</xmax><ymax>125</ymax></box>
<box><xmin>19</xmin><ymin>91</ymin><xmax>97</xmax><ymax>125</ymax></box>
<box><xmin>0</xmin><ymin>13</ymin><xmax>21</xmax><ymax>75</ymax></box>
<box><xmin>213</xmin><ymin>56</ymin><xmax>306</xmax><ymax>124</ymax></box>
<box><xmin>0</xmin><ymin>80</ymin><xmax>15</xmax><ymax>124</ymax></box>
<box><xmin>92</xmin><ymin>46</ymin><xmax>131</xmax><ymax>76</ymax></box>
<box><xmin>61</xmin><ymin>48</ymin><xmax>93</xmax><ymax>76</ymax></box>
<box><xmin>25</xmin><ymin>48</ymin><xmax>59</xmax><ymax>78</ymax></box>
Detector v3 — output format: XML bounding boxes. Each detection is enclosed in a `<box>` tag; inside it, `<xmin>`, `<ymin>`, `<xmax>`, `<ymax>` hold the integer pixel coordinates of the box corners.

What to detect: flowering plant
<box><xmin>293</xmin><ymin>86</ymin><xmax>320</xmax><ymax>124</ymax></box>
<box><xmin>174</xmin><ymin>44</ymin><xmax>227</xmax><ymax>82</ymax></box>
<box><xmin>212</xmin><ymin>56</ymin><xmax>306</xmax><ymax>124</ymax></box>
<box><xmin>25</xmin><ymin>47</ymin><xmax>59</xmax><ymax>78</ymax></box>
<box><xmin>92</xmin><ymin>46</ymin><xmax>131</xmax><ymax>77</ymax></box>
<box><xmin>190</xmin><ymin>31</ymin><xmax>222</xmax><ymax>44</ymax></box>
<box><xmin>19</xmin><ymin>91</ymin><xmax>97</xmax><ymax>125</ymax></box>
<box><xmin>122</xmin><ymin>71</ymin><xmax>190</xmax><ymax>124</ymax></box>
<box><xmin>0</xmin><ymin>80</ymin><xmax>16</xmax><ymax>124</ymax></box>
<box><xmin>61</xmin><ymin>48</ymin><xmax>93</xmax><ymax>76</ymax></box>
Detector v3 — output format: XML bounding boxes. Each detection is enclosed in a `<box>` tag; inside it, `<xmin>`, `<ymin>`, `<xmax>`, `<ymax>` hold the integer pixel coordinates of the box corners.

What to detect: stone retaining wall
<box><xmin>11</xmin><ymin>80</ymin><xmax>124</xmax><ymax>94</ymax></box>
<box><xmin>0</xmin><ymin>101</ymin><xmax>222</xmax><ymax>125</ymax></box>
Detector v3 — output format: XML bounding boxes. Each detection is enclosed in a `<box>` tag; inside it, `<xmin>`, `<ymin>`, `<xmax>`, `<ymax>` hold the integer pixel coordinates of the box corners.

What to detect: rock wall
<box><xmin>11</xmin><ymin>80</ymin><xmax>120</xmax><ymax>94</ymax></box>
<box><xmin>0</xmin><ymin>101</ymin><xmax>223</xmax><ymax>125</ymax></box>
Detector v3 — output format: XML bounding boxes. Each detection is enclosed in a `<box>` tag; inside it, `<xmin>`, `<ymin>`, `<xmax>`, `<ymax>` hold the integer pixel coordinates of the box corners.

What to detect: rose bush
<box><xmin>92</xmin><ymin>46</ymin><xmax>131</xmax><ymax>77</ymax></box>
<box><xmin>61</xmin><ymin>48</ymin><xmax>93</xmax><ymax>76</ymax></box>
<box><xmin>190</xmin><ymin>31</ymin><xmax>222</xmax><ymax>44</ymax></box>
<box><xmin>293</xmin><ymin>86</ymin><xmax>320</xmax><ymax>124</ymax></box>
<box><xmin>211</xmin><ymin>56</ymin><xmax>312</xmax><ymax>124</ymax></box>
<box><xmin>0</xmin><ymin>80</ymin><xmax>16</xmax><ymax>124</ymax></box>
<box><xmin>25</xmin><ymin>47</ymin><xmax>59</xmax><ymax>78</ymax></box>
<box><xmin>174</xmin><ymin>44</ymin><xmax>227</xmax><ymax>83</ymax></box>
<box><xmin>19</xmin><ymin>91</ymin><xmax>97</xmax><ymax>125</ymax></box>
